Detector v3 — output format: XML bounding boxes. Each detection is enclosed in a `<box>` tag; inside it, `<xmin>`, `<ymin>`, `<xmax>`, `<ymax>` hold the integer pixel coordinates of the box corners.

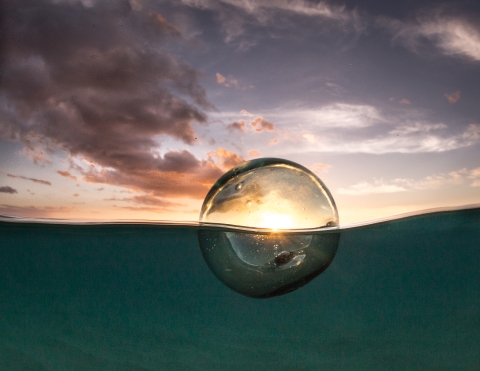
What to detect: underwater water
<box><xmin>1</xmin><ymin>207</ymin><xmax>479</xmax><ymax>370</ymax></box>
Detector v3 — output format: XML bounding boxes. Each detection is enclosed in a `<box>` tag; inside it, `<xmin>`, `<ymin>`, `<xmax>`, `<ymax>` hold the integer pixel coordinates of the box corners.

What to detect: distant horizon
<box><xmin>2</xmin><ymin>202</ymin><xmax>479</xmax><ymax>230</ymax></box>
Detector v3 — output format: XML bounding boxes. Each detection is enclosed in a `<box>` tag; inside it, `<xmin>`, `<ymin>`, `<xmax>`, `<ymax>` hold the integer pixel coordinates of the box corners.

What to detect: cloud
<box><xmin>7</xmin><ymin>173</ymin><xmax>51</xmax><ymax>186</ymax></box>
<box><xmin>338</xmin><ymin>167</ymin><xmax>480</xmax><ymax>195</ymax></box>
<box><xmin>0</xmin><ymin>205</ymin><xmax>73</xmax><ymax>218</ymax></box>
<box><xmin>338</xmin><ymin>181</ymin><xmax>406</xmax><ymax>195</ymax></box>
<box><xmin>20</xmin><ymin>146</ymin><xmax>52</xmax><ymax>164</ymax></box>
<box><xmin>310</xmin><ymin>163</ymin><xmax>331</xmax><ymax>175</ymax></box>
<box><xmin>467</xmin><ymin>167</ymin><xmax>480</xmax><ymax>179</ymax></box>
<box><xmin>263</xmin><ymin>103</ymin><xmax>480</xmax><ymax>154</ymax></box>
<box><xmin>207</xmin><ymin>147</ymin><xmax>246</xmax><ymax>171</ymax></box>
<box><xmin>104</xmin><ymin>193</ymin><xmax>184</xmax><ymax>211</ymax></box>
<box><xmin>382</xmin><ymin>11</ymin><xmax>480</xmax><ymax>62</ymax></box>
<box><xmin>467</xmin><ymin>167</ymin><xmax>480</xmax><ymax>187</ymax></box>
<box><xmin>227</xmin><ymin>121</ymin><xmax>247</xmax><ymax>132</ymax></box>
<box><xmin>285</xmin><ymin>104</ymin><xmax>383</xmax><ymax>129</ymax></box>
<box><xmin>389</xmin><ymin>123</ymin><xmax>447</xmax><ymax>136</ymax></box>
<box><xmin>397</xmin><ymin>170</ymin><xmax>466</xmax><ymax>190</ymax></box>
<box><xmin>0</xmin><ymin>186</ymin><xmax>18</xmax><ymax>194</ymax></box>
<box><xmin>57</xmin><ymin>170</ymin><xmax>77</xmax><ymax>181</ymax></box>
<box><xmin>78</xmin><ymin>148</ymin><xmax>228</xmax><ymax>199</ymax></box>
<box><xmin>179</xmin><ymin>0</ymin><xmax>363</xmax><ymax>48</ymax></box>
<box><xmin>240</xmin><ymin>109</ymin><xmax>254</xmax><ymax>116</ymax></box>
<box><xmin>303</xmin><ymin>133</ymin><xmax>317</xmax><ymax>144</ymax></box>
<box><xmin>74</xmin><ymin>147</ymin><xmax>246</xmax><ymax>200</ymax></box>
<box><xmin>216</xmin><ymin>72</ymin><xmax>226</xmax><ymax>84</ymax></box>
<box><xmin>317</xmin><ymin>125</ymin><xmax>480</xmax><ymax>153</ymax></box>
<box><xmin>147</xmin><ymin>12</ymin><xmax>181</xmax><ymax>35</ymax></box>
<box><xmin>248</xmin><ymin>149</ymin><xmax>261</xmax><ymax>157</ymax></box>
<box><xmin>0</xmin><ymin>0</ymin><xmax>217</xmax><ymax>200</ymax></box>
<box><xmin>216</xmin><ymin>72</ymin><xmax>253</xmax><ymax>89</ymax></box>
<box><xmin>181</xmin><ymin>0</ymin><xmax>351</xmax><ymax>20</ymax></box>
<box><xmin>400</xmin><ymin>99</ymin><xmax>411</xmax><ymax>105</ymax></box>
<box><xmin>445</xmin><ymin>91</ymin><xmax>461</xmax><ymax>104</ymax></box>
<box><xmin>250</xmin><ymin>117</ymin><xmax>275</xmax><ymax>132</ymax></box>
<box><xmin>131</xmin><ymin>194</ymin><xmax>184</xmax><ymax>207</ymax></box>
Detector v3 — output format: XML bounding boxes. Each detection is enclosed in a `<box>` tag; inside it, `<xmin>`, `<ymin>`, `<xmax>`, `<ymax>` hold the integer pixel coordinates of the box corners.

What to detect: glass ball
<box><xmin>198</xmin><ymin>158</ymin><xmax>340</xmax><ymax>298</ymax></box>
<box><xmin>200</xmin><ymin>158</ymin><xmax>338</xmax><ymax>229</ymax></box>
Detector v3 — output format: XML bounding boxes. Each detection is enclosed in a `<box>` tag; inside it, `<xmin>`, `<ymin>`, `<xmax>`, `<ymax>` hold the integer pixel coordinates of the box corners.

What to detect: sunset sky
<box><xmin>1</xmin><ymin>0</ymin><xmax>480</xmax><ymax>225</ymax></box>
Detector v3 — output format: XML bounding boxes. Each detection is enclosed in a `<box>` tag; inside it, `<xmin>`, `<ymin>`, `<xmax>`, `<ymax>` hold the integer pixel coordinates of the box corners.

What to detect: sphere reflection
<box><xmin>198</xmin><ymin>158</ymin><xmax>339</xmax><ymax>298</ymax></box>
<box><xmin>200</xmin><ymin>158</ymin><xmax>338</xmax><ymax>229</ymax></box>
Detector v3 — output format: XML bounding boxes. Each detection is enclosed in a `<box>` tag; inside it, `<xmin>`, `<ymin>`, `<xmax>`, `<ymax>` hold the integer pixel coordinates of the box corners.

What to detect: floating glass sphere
<box><xmin>198</xmin><ymin>158</ymin><xmax>340</xmax><ymax>298</ymax></box>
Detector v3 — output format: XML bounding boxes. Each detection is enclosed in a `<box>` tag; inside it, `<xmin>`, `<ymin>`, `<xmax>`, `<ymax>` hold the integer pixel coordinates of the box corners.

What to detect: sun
<box><xmin>260</xmin><ymin>211</ymin><xmax>294</xmax><ymax>230</ymax></box>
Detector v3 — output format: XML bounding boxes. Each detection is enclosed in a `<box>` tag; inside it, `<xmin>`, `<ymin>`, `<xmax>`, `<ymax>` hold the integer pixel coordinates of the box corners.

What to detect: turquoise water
<box><xmin>1</xmin><ymin>207</ymin><xmax>479</xmax><ymax>370</ymax></box>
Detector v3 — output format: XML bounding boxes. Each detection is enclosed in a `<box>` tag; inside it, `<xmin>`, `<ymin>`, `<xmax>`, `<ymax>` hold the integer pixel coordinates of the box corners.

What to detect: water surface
<box><xmin>1</xmin><ymin>207</ymin><xmax>479</xmax><ymax>370</ymax></box>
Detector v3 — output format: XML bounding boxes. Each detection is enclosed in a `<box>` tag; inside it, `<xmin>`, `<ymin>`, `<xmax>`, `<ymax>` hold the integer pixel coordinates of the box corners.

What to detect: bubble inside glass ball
<box><xmin>198</xmin><ymin>158</ymin><xmax>340</xmax><ymax>298</ymax></box>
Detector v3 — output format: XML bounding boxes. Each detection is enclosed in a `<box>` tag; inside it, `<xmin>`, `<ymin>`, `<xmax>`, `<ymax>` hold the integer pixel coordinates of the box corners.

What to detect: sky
<box><xmin>1</xmin><ymin>0</ymin><xmax>480</xmax><ymax>225</ymax></box>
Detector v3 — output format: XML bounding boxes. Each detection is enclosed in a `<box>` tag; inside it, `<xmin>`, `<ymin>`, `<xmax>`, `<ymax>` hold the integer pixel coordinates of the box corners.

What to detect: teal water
<box><xmin>1</xmin><ymin>208</ymin><xmax>479</xmax><ymax>370</ymax></box>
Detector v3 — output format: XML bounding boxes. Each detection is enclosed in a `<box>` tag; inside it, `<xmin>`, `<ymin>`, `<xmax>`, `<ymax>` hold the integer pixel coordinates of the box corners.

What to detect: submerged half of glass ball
<box><xmin>198</xmin><ymin>158</ymin><xmax>340</xmax><ymax>298</ymax></box>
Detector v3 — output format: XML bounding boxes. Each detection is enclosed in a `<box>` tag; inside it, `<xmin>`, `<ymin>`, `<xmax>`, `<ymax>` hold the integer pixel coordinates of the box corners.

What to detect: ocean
<box><xmin>1</xmin><ymin>207</ymin><xmax>479</xmax><ymax>370</ymax></box>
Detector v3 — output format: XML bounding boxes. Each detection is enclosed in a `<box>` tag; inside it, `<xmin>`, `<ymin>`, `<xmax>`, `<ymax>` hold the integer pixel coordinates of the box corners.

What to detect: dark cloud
<box><xmin>1</xmin><ymin>0</ymin><xmax>216</xmax><ymax>199</ymax></box>
<box><xmin>76</xmin><ymin>147</ymin><xmax>227</xmax><ymax>199</ymax></box>
<box><xmin>227</xmin><ymin>121</ymin><xmax>247</xmax><ymax>132</ymax></box>
<box><xmin>78</xmin><ymin>147</ymin><xmax>244</xmax><ymax>200</ymax></box>
<box><xmin>7</xmin><ymin>173</ymin><xmax>51</xmax><ymax>185</ymax></box>
<box><xmin>0</xmin><ymin>186</ymin><xmax>17</xmax><ymax>194</ymax></box>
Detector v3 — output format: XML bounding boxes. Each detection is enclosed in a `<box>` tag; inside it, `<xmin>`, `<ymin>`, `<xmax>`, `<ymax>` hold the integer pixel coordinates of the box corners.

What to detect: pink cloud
<box><xmin>208</xmin><ymin>147</ymin><xmax>246</xmax><ymax>171</ymax></box>
<box><xmin>216</xmin><ymin>72</ymin><xmax>253</xmax><ymax>89</ymax></box>
<box><xmin>147</xmin><ymin>12</ymin><xmax>181</xmax><ymax>35</ymax></box>
<box><xmin>445</xmin><ymin>90</ymin><xmax>461</xmax><ymax>104</ymax></box>
<box><xmin>250</xmin><ymin>117</ymin><xmax>275</xmax><ymax>132</ymax></box>
<box><xmin>240</xmin><ymin>109</ymin><xmax>254</xmax><ymax>116</ymax></box>
<box><xmin>57</xmin><ymin>170</ymin><xmax>77</xmax><ymax>181</ymax></box>
<box><xmin>310</xmin><ymin>163</ymin><xmax>331</xmax><ymax>175</ymax></box>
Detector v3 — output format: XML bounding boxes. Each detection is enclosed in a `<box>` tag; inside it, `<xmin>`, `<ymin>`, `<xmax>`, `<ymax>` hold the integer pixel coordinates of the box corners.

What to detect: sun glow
<box><xmin>260</xmin><ymin>212</ymin><xmax>294</xmax><ymax>230</ymax></box>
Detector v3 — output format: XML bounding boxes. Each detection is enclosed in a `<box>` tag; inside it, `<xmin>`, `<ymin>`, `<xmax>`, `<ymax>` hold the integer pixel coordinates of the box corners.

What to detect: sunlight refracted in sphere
<box><xmin>260</xmin><ymin>212</ymin><xmax>293</xmax><ymax>231</ymax></box>
<box><xmin>198</xmin><ymin>158</ymin><xmax>340</xmax><ymax>298</ymax></box>
<box><xmin>200</xmin><ymin>157</ymin><xmax>338</xmax><ymax>229</ymax></box>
